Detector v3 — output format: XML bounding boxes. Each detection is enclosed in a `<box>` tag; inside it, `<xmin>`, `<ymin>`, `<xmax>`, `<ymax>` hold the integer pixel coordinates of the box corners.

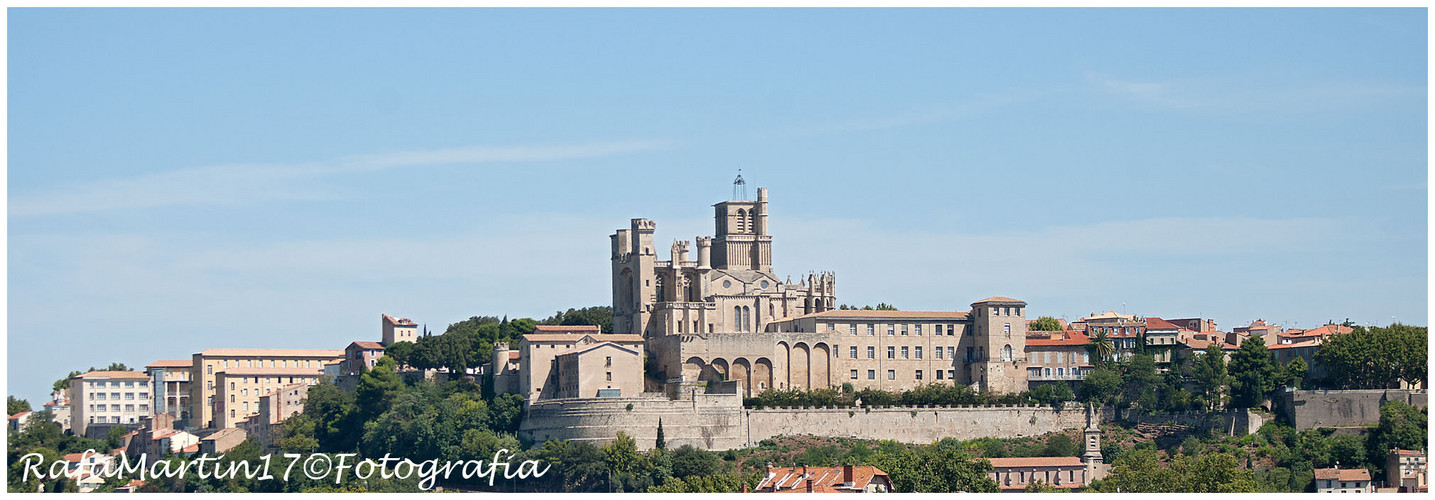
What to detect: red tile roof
<box><xmin>1145</xmin><ymin>317</ymin><xmax>1180</xmax><ymax>331</ymax></box>
<box><xmin>1314</xmin><ymin>468</ymin><xmax>1371</xmax><ymax>481</ymax></box>
<box><xmin>349</xmin><ymin>341</ymin><xmax>384</xmax><ymax>350</ymax></box>
<box><xmin>1392</xmin><ymin>449</ymin><xmax>1425</xmax><ymax>456</ymax></box>
<box><xmin>974</xmin><ymin>296</ymin><xmax>1026</xmax><ymax>304</ymax></box>
<box><xmin>522</xmin><ymin>333</ymin><xmax>645</xmax><ymax>343</ymax></box>
<box><xmin>8</xmin><ymin>411</ymin><xmax>31</xmax><ymax>420</ymax></box>
<box><xmin>986</xmin><ymin>456</ymin><xmax>1085</xmax><ymax>468</ymax></box>
<box><xmin>199</xmin><ymin>348</ymin><xmax>344</xmax><ymax>357</ymax></box>
<box><xmin>1027</xmin><ymin>332</ymin><xmax>1091</xmax><ymax>347</ymax></box>
<box><xmin>382</xmin><ymin>314</ymin><xmax>416</xmax><ymax>326</ymax></box>
<box><xmin>72</xmin><ymin>370</ymin><xmax>151</xmax><ymax>380</ymax></box>
<box><xmin>145</xmin><ymin>359</ymin><xmax>193</xmax><ymax>368</ymax></box>
<box><xmin>507</xmin><ymin>351</ymin><xmax>521</xmax><ymax>359</ymax></box>
<box><xmin>1268</xmin><ymin>340</ymin><xmax>1321</xmax><ymax>350</ymax></box>
<box><xmin>757</xmin><ymin>465</ymin><xmax>890</xmax><ymax>493</ymax></box>
<box><xmin>533</xmin><ymin>325</ymin><xmax>602</xmax><ymax>333</ymax></box>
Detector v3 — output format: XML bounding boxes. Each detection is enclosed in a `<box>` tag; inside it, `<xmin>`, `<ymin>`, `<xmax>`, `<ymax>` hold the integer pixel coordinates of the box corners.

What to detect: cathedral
<box><xmin>611</xmin><ymin>187</ymin><xmax>1031</xmax><ymax>396</ymax></box>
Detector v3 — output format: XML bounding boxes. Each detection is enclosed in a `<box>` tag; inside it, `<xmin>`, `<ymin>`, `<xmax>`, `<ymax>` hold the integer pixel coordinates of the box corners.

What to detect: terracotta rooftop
<box><xmin>782</xmin><ymin>310</ymin><xmax>970</xmax><ymax>321</ymax></box>
<box><xmin>1183</xmin><ymin>338</ymin><xmax>1239</xmax><ymax>351</ymax></box>
<box><xmin>202</xmin><ymin>427</ymin><xmax>246</xmax><ymax>441</ymax></box>
<box><xmin>72</xmin><ymin>370</ymin><xmax>150</xmax><ymax>380</ymax></box>
<box><xmin>382</xmin><ymin>314</ymin><xmax>416</xmax><ymax>326</ymax></box>
<box><xmin>1027</xmin><ymin>331</ymin><xmax>1091</xmax><ymax>347</ymax></box>
<box><xmin>1314</xmin><ymin>468</ymin><xmax>1371</xmax><ymax>482</ymax></box>
<box><xmin>522</xmin><ymin>333</ymin><xmax>644</xmax><ymax>343</ymax></box>
<box><xmin>8</xmin><ymin>411</ymin><xmax>31</xmax><ymax>420</ymax></box>
<box><xmin>217</xmin><ymin>367</ymin><xmax>327</xmax><ymax>376</ymax></box>
<box><xmin>198</xmin><ymin>348</ymin><xmax>344</xmax><ymax>357</ymax></box>
<box><xmin>973</xmin><ymin>296</ymin><xmax>1027</xmax><ymax>305</ymax></box>
<box><xmin>145</xmin><ymin>359</ymin><xmax>193</xmax><ymax>368</ymax></box>
<box><xmin>1145</xmin><ymin>317</ymin><xmax>1180</xmax><ymax>331</ymax></box>
<box><xmin>757</xmin><ymin>465</ymin><xmax>890</xmax><ymax>493</ymax></box>
<box><xmin>1392</xmin><ymin>449</ymin><xmax>1425</xmax><ymax>457</ymax></box>
<box><xmin>986</xmin><ymin>456</ymin><xmax>1086</xmax><ymax>468</ymax></box>
<box><xmin>507</xmin><ymin>351</ymin><xmax>521</xmax><ymax>359</ymax></box>
<box><xmin>1268</xmin><ymin>340</ymin><xmax>1321</xmax><ymax>350</ymax></box>
<box><xmin>349</xmin><ymin>341</ymin><xmax>385</xmax><ymax>349</ymax></box>
<box><xmin>533</xmin><ymin>325</ymin><xmax>602</xmax><ymax>333</ymax></box>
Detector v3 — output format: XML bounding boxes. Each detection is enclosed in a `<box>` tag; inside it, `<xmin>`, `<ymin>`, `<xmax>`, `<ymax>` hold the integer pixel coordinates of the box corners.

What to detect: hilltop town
<box><xmin>8</xmin><ymin>187</ymin><xmax>1427</xmax><ymax>493</ymax></box>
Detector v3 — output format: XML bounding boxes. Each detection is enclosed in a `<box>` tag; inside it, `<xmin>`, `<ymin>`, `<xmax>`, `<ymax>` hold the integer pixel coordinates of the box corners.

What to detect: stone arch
<box><xmin>682</xmin><ymin>356</ymin><xmax>704</xmax><ymax>382</ymax></box>
<box><xmin>811</xmin><ymin>343</ymin><xmax>831</xmax><ymax>389</ymax></box>
<box><xmin>753</xmin><ymin>357</ymin><xmax>773</xmax><ymax>393</ymax></box>
<box><xmin>736</xmin><ymin>208</ymin><xmax>748</xmax><ymax>233</ymax></box>
<box><xmin>803</xmin><ymin>297</ymin><xmax>812</xmax><ymax>315</ymax></box>
<box><xmin>791</xmin><ymin>342</ymin><xmax>811</xmax><ymax>389</ymax></box>
<box><xmin>775</xmin><ymin>342</ymin><xmax>790</xmax><ymax>390</ymax></box>
<box><xmin>710</xmin><ymin>358</ymin><xmax>730</xmax><ymax>382</ymax></box>
<box><xmin>732</xmin><ymin>358</ymin><xmax>753</xmax><ymax>396</ymax></box>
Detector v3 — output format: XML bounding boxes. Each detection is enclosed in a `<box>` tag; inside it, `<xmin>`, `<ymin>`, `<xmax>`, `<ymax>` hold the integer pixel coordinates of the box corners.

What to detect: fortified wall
<box><xmin>519</xmin><ymin>382</ymin><xmax>1112</xmax><ymax>451</ymax></box>
<box><xmin>1276</xmin><ymin>388</ymin><xmax>1428</xmax><ymax>430</ymax></box>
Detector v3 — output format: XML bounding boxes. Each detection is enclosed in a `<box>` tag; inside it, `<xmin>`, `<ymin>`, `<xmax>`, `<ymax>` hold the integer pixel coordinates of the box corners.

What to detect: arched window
<box><xmin>734</xmin><ymin>306</ymin><xmax>742</xmax><ymax>332</ymax></box>
<box><xmin>1002</xmin><ymin>344</ymin><xmax>1013</xmax><ymax>362</ymax></box>
<box><xmin>742</xmin><ymin>306</ymin><xmax>752</xmax><ymax>332</ymax></box>
<box><xmin>1057</xmin><ymin>367</ymin><xmax>1065</xmax><ymax>377</ymax></box>
<box><xmin>736</xmin><ymin>209</ymin><xmax>748</xmax><ymax>233</ymax></box>
<box><xmin>1044</xmin><ymin>368</ymin><xmax>1052</xmax><ymax>377</ymax></box>
<box><xmin>654</xmin><ymin>275</ymin><xmax>666</xmax><ymax>302</ymax></box>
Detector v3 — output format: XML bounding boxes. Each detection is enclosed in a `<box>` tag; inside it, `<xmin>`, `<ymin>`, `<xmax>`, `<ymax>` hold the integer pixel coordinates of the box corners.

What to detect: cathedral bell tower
<box><xmin>711</xmin><ymin>176</ymin><xmax>772</xmax><ymax>272</ymax></box>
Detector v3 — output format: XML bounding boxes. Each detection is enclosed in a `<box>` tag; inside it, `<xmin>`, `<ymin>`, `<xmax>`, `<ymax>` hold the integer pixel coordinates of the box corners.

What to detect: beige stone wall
<box><xmin>188</xmin><ymin>351</ymin><xmax>341</xmax><ymax>429</ymax></box>
<box><xmin>746</xmin><ymin>404</ymin><xmax>1095</xmax><ymax>446</ymax></box>
<box><xmin>519</xmin><ymin>395</ymin><xmax>1109</xmax><ymax>452</ymax></box>
<box><xmin>214</xmin><ymin>371</ymin><xmax>321</xmax><ymax>428</ymax></box>
<box><xmin>553</xmin><ymin>343</ymin><xmax>643</xmax><ymax>398</ymax></box>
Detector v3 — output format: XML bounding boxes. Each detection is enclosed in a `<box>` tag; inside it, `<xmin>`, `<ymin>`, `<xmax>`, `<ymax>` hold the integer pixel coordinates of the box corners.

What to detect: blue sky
<box><xmin>7</xmin><ymin>8</ymin><xmax>1427</xmax><ymax>405</ymax></box>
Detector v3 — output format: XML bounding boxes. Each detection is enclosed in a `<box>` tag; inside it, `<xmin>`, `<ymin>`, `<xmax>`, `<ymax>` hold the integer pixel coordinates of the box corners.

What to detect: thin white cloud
<box><xmin>9</xmin><ymin>140</ymin><xmax>670</xmax><ymax>217</ymax></box>
<box><xmin>1084</xmin><ymin>71</ymin><xmax>1422</xmax><ymax>114</ymax></box>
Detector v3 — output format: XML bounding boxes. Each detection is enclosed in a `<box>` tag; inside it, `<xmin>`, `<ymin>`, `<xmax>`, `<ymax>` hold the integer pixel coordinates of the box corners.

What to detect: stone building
<box><xmin>1314</xmin><ymin>467</ymin><xmax>1373</xmax><ymax>493</ymax></box>
<box><xmin>214</xmin><ymin>368</ymin><xmax>323</xmax><ymax>428</ymax></box>
<box><xmin>516</xmin><ymin>328</ymin><xmax>645</xmax><ymax>401</ymax></box>
<box><xmin>241</xmin><ymin>383</ymin><xmax>311</xmax><ymax>450</ymax></box>
<box><xmin>341</xmin><ymin>341</ymin><xmax>385</xmax><ymax>375</ymax></box>
<box><xmin>616</xmin><ymin>187</ymin><xmax>1032</xmax><ymax>395</ymax></box>
<box><xmin>381</xmin><ymin>314</ymin><xmax>418</xmax><ymax>346</ymax></box>
<box><xmin>1386</xmin><ymin>449</ymin><xmax>1427</xmax><ymax>493</ymax></box>
<box><xmin>1024</xmin><ymin>330</ymin><xmax>1092</xmax><ymax>384</ymax></box>
<box><xmin>987</xmin><ymin>457</ymin><xmax>1089</xmax><ymax>491</ymax></box>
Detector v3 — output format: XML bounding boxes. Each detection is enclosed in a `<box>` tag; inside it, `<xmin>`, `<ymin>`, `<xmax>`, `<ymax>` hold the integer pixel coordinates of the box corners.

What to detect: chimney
<box><xmin>805</xmin><ymin>479</ymin><xmax>814</xmax><ymax>493</ymax></box>
<box><xmin>844</xmin><ymin>464</ymin><xmax>854</xmax><ymax>484</ymax></box>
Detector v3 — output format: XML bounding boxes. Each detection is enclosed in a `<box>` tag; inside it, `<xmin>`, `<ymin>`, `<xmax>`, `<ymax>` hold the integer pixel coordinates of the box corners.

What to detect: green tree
<box><xmin>670</xmin><ymin>444</ymin><xmax>721</xmax><ymax>479</ymax></box>
<box><xmin>1229</xmin><ymin>336</ymin><xmax>1279</xmax><ymax>408</ymax></box>
<box><xmin>1283</xmin><ymin>357</ymin><xmax>1309</xmax><ymax>390</ymax></box>
<box><xmin>655</xmin><ymin>418</ymin><xmax>666</xmax><ymax>450</ymax></box>
<box><xmin>1030</xmin><ymin>316</ymin><xmax>1063</xmax><ymax>331</ymax></box>
<box><xmin>384</xmin><ymin>341</ymin><xmax>414</xmax><ymax>368</ymax></box>
<box><xmin>603</xmin><ymin>431</ymin><xmax>641</xmax><ymax>476</ymax></box>
<box><xmin>1314</xmin><ymin>323</ymin><xmax>1427</xmax><ymax>389</ymax></box>
<box><xmin>1369</xmin><ymin>400</ymin><xmax>1427</xmax><ymax>460</ymax></box>
<box><xmin>52</xmin><ymin>371</ymin><xmax>82</xmax><ymax>393</ymax></box>
<box><xmin>868</xmin><ymin>439</ymin><xmax>997</xmax><ymax>492</ymax></box>
<box><xmin>7</xmin><ymin>396</ymin><xmax>31</xmax><ymax>415</ymax></box>
<box><xmin>1191</xmin><ymin>344</ymin><xmax>1231</xmax><ymax>411</ymax></box>
<box><xmin>1044</xmin><ymin>433</ymin><xmax>1080</xmax><ymax>457</ymax></box>
<box><xmin>355</xmin><ymin>357</ymin><xmax>403</xmax><ymax>422</ymax></box>
<box><xmin>1121</xmin><ymin>354</ymin><xmax>1161</xmax><ymax>410</ymax></box>
<box><xmin>1079</xmin><ymin>366</ymin><xmax>1121</xmax><ymax>405</ymax></box>
<box><xmin>540</xmin><ymin>306</ymin><xmax>614</xmax><ymax>333</ymax></box>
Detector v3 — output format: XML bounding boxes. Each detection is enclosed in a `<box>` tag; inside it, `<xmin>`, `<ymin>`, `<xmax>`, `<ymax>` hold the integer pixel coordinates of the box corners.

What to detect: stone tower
<box><xmin>711</xmin><ymin>187</ymin><xmax>772</xmax><ymax>272</ymax></box>
<box><xmin>611</xmin><ymin>218</ymin><xmax>658</xmax><ymax>335</ymax></box>
<box><xmin>969</xmin><ymin>296</ymin><xmax>1029</xmax><ymax>393</ymax></box>
<box><xmin>1083</xmin><ymin>405</ymin><xmax>1105</xmax><ymax>481</ymax></box>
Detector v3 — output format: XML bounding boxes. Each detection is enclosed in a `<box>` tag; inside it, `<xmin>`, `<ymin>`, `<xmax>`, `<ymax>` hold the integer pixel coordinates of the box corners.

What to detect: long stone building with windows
<box><xmin>613</xmin><ymin>187</ymin><xmax>1031</xmax><ymax>395</ymax></box>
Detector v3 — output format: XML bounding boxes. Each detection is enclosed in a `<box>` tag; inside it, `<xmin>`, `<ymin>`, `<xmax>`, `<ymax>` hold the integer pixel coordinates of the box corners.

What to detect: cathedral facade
<box><xmin>611</xmin><ymin>187</ymin><xmax>1029</xmax><ymax>395</ymax></box>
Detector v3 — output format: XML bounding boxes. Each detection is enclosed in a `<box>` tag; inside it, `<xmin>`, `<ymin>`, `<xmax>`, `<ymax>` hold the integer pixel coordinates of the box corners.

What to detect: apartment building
<box><xmin>214</xmin><ymin>368</ymin><xmax>324</xmax><ymax>428</ymax></box>
<box><xmin>68</xmin><ymin>371</ymin><xmax>153</xmax><ymax>437</ymax></box>
<box><xmin>188</xmin><ymin>348</ymin><xmax>343</xmax><ymax>429</ymax></box>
